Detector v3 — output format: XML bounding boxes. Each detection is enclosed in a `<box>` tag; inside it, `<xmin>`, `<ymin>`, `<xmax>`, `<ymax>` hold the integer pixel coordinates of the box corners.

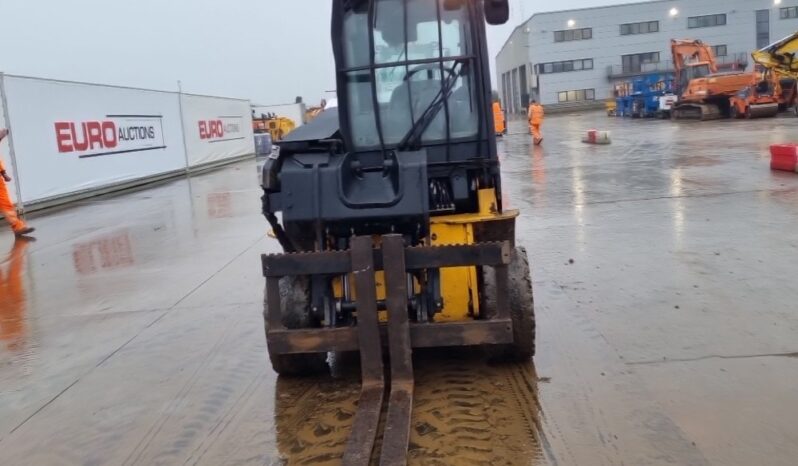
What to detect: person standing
<box><xmin>528</xmin><ymin>100</ymin><xmax>545</xmax><ymax>146</ymax></box>
<box><xmin>0</xmin><ymin>129</ymin><xmax>34</xmax><ymax>237</ymax></box>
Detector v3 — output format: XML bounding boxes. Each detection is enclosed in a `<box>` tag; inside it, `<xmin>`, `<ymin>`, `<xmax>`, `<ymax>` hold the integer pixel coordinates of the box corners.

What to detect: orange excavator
<box><xmin>671</xmin><ymin>39</ymin><xmax>779</xmax><ymax>120</ymax></box>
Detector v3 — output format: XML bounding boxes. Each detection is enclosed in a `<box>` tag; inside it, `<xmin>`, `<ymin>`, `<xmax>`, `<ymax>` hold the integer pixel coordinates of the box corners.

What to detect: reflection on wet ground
<box><xmin>0</xmin><ymin>239</ymin><xmax>32</xmax><ymax>353</ymax></box>
<box><xmin>1</xmin><ymin>113</ymin><xmax>798</xmax><ymax>465</ymax></box>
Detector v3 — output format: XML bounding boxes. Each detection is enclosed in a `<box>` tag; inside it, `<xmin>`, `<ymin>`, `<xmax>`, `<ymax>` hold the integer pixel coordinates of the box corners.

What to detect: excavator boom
<box><xmin>752</xmin><ymin>31</ymin><xmax>798</xmax><ymax>78</ymax></box>
<box><xmin>671</xmin><ymin>39</ymin><xmax>718</xmax><ymax>75</ymax></box>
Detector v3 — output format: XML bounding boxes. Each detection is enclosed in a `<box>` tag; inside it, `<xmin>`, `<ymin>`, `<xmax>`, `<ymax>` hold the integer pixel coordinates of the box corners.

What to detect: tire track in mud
<box><xmin>273</xmin><ymin>376</ymin><xmax>360</xmax><ymax>465</ymax></box>
<box><xmin>408</xmin><ymin>351</ymin><xmax>546</xmax><ymax>465</ymax></box>
<box><xmin>272</xmin><ymin>350</ymin><xmax>547</xmax><ymax>466</ymax></box>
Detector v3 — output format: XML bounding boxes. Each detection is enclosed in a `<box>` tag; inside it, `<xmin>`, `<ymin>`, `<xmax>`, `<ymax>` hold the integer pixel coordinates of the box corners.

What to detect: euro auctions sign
<box><xmin>181</xmin><ymin>94</ymin><xmax>254</xmax><ymax>168</ymax></box>
<box><xmin>54</xmin><ymin>115</ymin><xmax>166</xmax><ymax>158</ymax></box>
<box><xmin>198</xmin><ymin>116</ymin><xmax>244</xmax><ymax>142</ymax></box>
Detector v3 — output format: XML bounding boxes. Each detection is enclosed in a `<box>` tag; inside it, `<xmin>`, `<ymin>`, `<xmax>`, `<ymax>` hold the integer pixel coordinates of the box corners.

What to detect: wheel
<box><xmin>730</xmin><ymin>106</ymin><xmax>739</xmax><ymax>119</ymax></box>
<box><xmin>793</xmin><ymin>104</ymin><xmax>798</xmax><ymax>117</ymax></box>
<box><xmin>264</xmin><ymin>276</ymin><xmax>329</xmax><ymax>376</ymax></box>
<box><xmin>481</xmin><ymin>247</ymin><xmax>535</xmax><ymax>361</ymax></box>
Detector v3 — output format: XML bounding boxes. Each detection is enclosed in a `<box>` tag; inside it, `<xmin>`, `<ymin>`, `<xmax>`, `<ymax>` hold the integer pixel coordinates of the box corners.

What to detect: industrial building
<box><xmin>496</xmin><ymin>0</ymin><xmax>798</xmax><ymax>113</ymax></box>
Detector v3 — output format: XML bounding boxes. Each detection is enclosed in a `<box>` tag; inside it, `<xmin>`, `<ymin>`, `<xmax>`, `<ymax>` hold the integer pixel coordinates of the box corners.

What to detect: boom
<box><xmin>670</xmin><ymin>39</ymin><xmax>717</xmax><ymax>94</ymax></box>
<box><xmin>752</xmin><ymin>31</ymin><xmax>798</xmax><ymax>79</ymax></box>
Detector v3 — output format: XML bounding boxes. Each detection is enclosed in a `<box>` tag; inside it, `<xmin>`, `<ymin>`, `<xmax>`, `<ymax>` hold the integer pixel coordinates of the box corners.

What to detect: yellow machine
<box><xmin>259</xmin><ymin>1</ymin><xmax>531</xmax><ymax>464</ymax></box>
<box><xmin>267</xmin><ymin>117</ymin><xmax>296</xmax><ymax>141</ymax></box>
<box><xmin>752</xmin><ymin>31</ymin><xmax>798</xmax><ymax>115</ymax></box>
<box><xmin>605</xmin><ymin>98</ymin><xmax>617</xmax><ymax>116</ymax></box>
<box><xmin>252</xmin><ymin>114</ymin><xmax>296</xmax><ymax>141</ymax></box>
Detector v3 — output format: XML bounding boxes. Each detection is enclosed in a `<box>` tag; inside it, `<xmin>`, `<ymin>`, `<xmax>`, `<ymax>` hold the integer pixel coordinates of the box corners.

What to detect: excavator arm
<box><xmin>752</xmin><ymin>31</ymin><xmax>798</xmax><ymax>78</ymax></box>
<box><xmin>671</xmin><ymin>39</ymin><xmax>718</xmax><ymax>74</ymax></box>
<box><xmin>670</xmin><ymin>39</ymin><xmax>718</xmax><ymax>98</ymax></box>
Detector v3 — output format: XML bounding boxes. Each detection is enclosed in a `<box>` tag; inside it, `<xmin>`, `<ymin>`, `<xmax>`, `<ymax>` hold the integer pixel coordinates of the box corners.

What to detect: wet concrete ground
<box><xmin>1</xmin><ymin>112</ymin><xmax>797</xmax><ymax>465</ymax></box>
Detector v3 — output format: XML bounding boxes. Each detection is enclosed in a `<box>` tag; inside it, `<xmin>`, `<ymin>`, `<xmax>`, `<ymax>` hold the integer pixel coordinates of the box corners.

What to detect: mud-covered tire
<box><xmin>482</xmin><ymin>247</ymin><xmax>535</xmax><ymax>361</ymax></box>
<box><xmin>264</xmin><ymin>276</ymin><xmax>329</xmax><ymax>376</ymax></box>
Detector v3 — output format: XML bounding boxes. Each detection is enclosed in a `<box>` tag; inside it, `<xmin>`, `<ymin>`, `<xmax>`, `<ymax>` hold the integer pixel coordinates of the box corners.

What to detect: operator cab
<box><xmin>336</xmin><ymin>0</ymin><xmax>480</xmax><ymax>152</ymax></box>
<box><xmin>263</xmin><ymin>0</ymin><xmax>508</xmax><ymax>249</ymax></box>
<box><xmin>331</xmin><ymin>0</ymin><xmax>505</xmax><ymax>217</ymax></box>
<box><xmin>679</xmin><ymin>62</ymin><xmax>712</xmax><ymax>93</ymax></box>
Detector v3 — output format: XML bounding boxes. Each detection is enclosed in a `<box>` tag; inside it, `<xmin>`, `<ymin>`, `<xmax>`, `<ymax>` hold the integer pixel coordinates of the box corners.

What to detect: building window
<box><xmin>554</xmin><ymin>28</ymin><xmax>592</xmax><ymax>42</ymax></box>
<box><xmin>537</xmin><ymin>58</ymin><xmax>594</xmax><ymax>74</ymax></box>
<box><xmin>781</xmin><ymin>7</ymin><xmax>798</xmax><ymax>19</ymax></box>
<box><xmin>621</xmin><ymin>52</ymin><xmax>660</xmax><ymax>73</ymax></box>
<box><xmin>712</xmin><ymin>45</ymin><xmax>728</xmax><ymax>57</ymax></box>
<box><xmin>620</xmin><ymin>21</ymin><xmax>659</xmax><ymax>35</ymax></box>
<box><xmin>688</xmin><ymin>14</ymin><xmax>727</xmax><ymax>29</ymax></box>
<box><xmin>557</xmin><ymin>89</ymin><xmax>595</xmax><ymax>103</ymax></box>
<box><xmin>756</xmin><ymin>10</ymin><xmax>770</xmax><ymax>49</ymax></box>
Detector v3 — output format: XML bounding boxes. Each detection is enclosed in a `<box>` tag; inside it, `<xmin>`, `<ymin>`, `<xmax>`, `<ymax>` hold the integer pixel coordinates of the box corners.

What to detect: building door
<box><xmin>502</xmin><ymin>73</ymin><xmax>510</xmax><ymax>111</ymax></box>
<box><xmin>511</xmin><ymin>68</ymin><xmax>519</xmax><ymax>114</ymax></box>
<box><xmin>518</xmin><ymin>65</ymin><xmax>529</xmax><ymax>109</ymax></box>
<box><xmin>756</xmin><ymin>10</ymin><xmax>770</xmax><ymax>49</ymax></box>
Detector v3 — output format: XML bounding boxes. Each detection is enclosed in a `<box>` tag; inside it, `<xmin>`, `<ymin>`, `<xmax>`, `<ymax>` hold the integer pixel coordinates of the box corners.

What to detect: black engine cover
<box><xmin>272</xmin><ymin>149</ymin><xmax>429</xmax><ymax>236</ymax></box>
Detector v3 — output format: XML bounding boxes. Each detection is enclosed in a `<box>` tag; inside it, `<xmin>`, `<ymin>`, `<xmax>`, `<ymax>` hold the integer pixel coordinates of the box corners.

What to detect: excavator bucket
<box><xmin>752</xmin><ymin>32</ymin><xmax>798</xmax><ymax>76</ymax></box>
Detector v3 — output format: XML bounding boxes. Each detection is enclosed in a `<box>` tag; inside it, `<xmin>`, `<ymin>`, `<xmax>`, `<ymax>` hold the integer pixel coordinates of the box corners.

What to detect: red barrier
<box><xmin>770</xmin><ymin>144</ymin><xmax>798</xmax><ymax>172</ymax></box>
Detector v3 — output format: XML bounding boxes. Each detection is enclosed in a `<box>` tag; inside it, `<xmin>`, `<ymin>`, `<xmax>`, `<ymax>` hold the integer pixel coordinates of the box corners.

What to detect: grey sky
<box><xmin>0</xmin><ymin>0</ymin><xmax>643</xmax><ymax>105</ymax></box>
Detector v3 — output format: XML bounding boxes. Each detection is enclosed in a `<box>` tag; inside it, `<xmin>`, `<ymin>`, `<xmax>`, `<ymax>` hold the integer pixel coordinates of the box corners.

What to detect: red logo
<box><xmin>55</xmin><ymin>121</ymin><xmax>118</xmax><ymax>153</ymax></box>
<box><xmin>199</xmin><ymin>120</ymin><xmax>225</xmax><ymax>140</ymax></box>
<box><xmin>54</xmin><ymin>116</ymin><xmax>163</xmax><ymax>158</ymax></box>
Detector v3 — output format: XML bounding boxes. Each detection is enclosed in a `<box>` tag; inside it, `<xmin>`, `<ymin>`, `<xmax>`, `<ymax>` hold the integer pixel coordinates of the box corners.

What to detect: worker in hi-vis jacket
<box><xmin>528</xmin><ymin>100</ymin><xmax>544</xmax><ymax>146</ymax></box>
<box><xmin>0</xmin><ymin>129</ymin><xmax>34</xmax><ymax>237</ymax></box>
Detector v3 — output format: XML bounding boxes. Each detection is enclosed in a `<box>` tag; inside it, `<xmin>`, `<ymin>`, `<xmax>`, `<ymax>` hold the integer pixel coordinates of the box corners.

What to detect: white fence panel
<box><xmin>2</xmin><ymin>76</ymin><xmax>186</xmax><ymax>204</ymax></box>
<box><xmin>181</xmin><ymin>94</ymin><xmax>254</xmax><ymax>168</ymax></box>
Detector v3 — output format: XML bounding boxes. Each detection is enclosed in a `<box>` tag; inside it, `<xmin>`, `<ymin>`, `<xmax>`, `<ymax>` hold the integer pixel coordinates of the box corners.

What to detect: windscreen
<box><xmin>341</xmin><ymin>0</ymin><xmax>479</xmax><ymax>150</ymax></box>
<box><xmin>686</xmin><ymin>64</ymin><xmax>711</xmax><ymax>80</ymax></box>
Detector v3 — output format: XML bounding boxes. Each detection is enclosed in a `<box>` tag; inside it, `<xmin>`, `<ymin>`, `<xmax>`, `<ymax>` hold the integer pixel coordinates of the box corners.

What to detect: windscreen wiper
<box><xmin>398</xmin><ymin>60</ymin><xmax>465</xmax><ymax>151</ymax></box>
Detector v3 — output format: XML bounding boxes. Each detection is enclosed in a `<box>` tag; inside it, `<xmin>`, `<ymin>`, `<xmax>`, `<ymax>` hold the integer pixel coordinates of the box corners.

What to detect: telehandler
<box><xmin>259</xmin><ymin>1</ymin><xmax>533</xmax><ymax>464</ymax></box>
<box><xmin>752</xmin><ymin>31</ymin><xmax>798</xmax><ymax>116</ymax></box>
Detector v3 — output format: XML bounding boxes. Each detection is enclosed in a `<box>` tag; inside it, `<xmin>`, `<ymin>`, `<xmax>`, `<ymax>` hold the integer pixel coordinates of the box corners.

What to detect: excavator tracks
<box><xmin>672</xmin><ymin>103</ymin><xmax>722</xmax><ymax>121</ymax></box>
